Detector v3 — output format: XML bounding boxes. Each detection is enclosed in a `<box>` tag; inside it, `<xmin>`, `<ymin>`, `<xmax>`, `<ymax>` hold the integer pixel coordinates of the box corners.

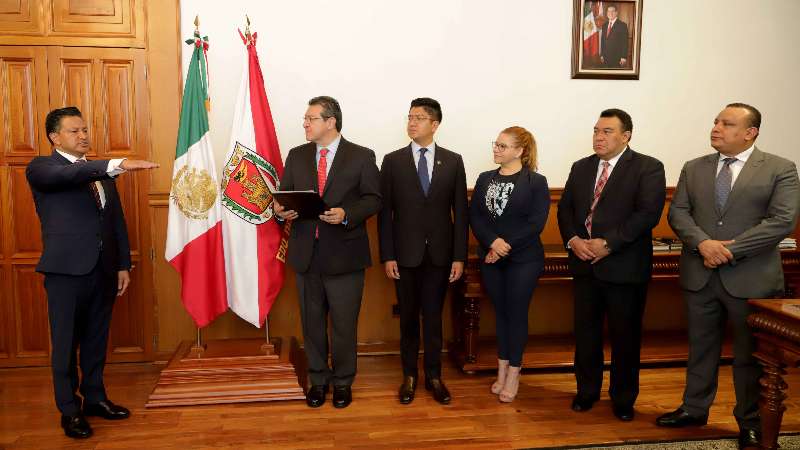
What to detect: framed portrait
<box><xmin>571</xmin><ymin>0</ymin><xmax>643</xmax><ymax>79</ymax></box>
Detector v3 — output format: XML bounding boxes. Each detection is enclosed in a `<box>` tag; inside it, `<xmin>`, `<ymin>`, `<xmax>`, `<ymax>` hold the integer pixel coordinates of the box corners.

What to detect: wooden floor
<box><xmin>2</xmin><ymin>356</ymin><xmax>800</xmax><ymax>449</ymax></box>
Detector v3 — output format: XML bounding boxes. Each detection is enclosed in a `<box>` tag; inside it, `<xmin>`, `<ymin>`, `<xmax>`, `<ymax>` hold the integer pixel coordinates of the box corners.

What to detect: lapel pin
<box><xmin>436</xmin><ymin>160</ymin><xmax>442</xmax><ymax>165</ymax></box>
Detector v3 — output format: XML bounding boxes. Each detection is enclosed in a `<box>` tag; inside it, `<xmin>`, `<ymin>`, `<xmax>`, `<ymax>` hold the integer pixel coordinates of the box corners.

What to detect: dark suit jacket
<box><xmin>26</xmin><ymin>152</ymin><xmax>131</xmax><ymax>276</ymax></box>
<box><xmin>378</xmin><ymin>144</ymin><xmax>468</xmax><ymax>267</ymax></box>
<box><xmin>557</xmin><ymin>148</ymin><xmax>666</xmax><ymax>284</ymax></box>
<box><xmin>669</xmin><ymin>148</ymin><xmax>800</xmax><ymax>298</ymax></box>
<box><xmin>280</xmin><ymin>137</ymin><xmax>381</xmax><ymax>275</ymax></box>
<box><xmin>600</xmin><ymin>19</ymin><xmax>629</xmax><ymax>67</ymax></box>
<box><xmin>470</xmin><ymin>167</ymin><xmax>550</xmax><ymax>263</ymax></box>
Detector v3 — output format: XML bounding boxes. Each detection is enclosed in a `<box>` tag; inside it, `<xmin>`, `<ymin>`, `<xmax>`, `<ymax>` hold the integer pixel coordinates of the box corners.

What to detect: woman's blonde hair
<box><xmin>501</xmin><ymin>126</ymin><xmax>537</xmax><ymax>171</ymax></box>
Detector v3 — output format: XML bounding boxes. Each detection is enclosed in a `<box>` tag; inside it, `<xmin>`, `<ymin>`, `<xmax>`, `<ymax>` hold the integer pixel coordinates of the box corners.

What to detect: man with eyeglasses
<box><xmin>557</xmin><ymin>108</ymin><xmax>665</xmax><ymax>422</ymax></box>
<box><xmin>378</xmin><ymin>97</ymin><xmax>468</xmax><ymax>405</ymax></box>
<box><xmin>274</xmin><ymin>96</ymin><xmax>381</xmax><ymax>409</ymax></box>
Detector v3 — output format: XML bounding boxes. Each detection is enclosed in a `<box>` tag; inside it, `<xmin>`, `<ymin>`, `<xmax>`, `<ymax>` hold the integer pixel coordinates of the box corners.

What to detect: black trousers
<box><xmin>573</xmin><ymin>275</ymin><xmax>647</xmax><ymax>408</ymax></box>
<box><xmin>680</xmin><ymin>270</ymin><xmax>761</xmax><ymax>430</ymax></box>
<box><xmin>480</xmin><ymin>258</ymin><xmax>541</xmax><ymax>367</ymax></box>
<box><xmin>43</xmin><ymin>264</ymin><xmax>117</xmax><ymax>415</ymax></box>
<box><xmin>296</xmin><ymin>242</ymin><xmax>365</xmax><ymax>387</ymax></box>
<box><xmin>396</xmin><ymin>248</ymin><xmax>450</xmax><ymax>378</ymax></box>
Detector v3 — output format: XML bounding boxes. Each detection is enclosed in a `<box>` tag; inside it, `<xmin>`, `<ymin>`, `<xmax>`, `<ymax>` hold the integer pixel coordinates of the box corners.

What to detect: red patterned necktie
<box><xmin>74</xmin><ymin>159</ymin><xmax>103</xmax><ymax>210</ymax></box>
<box><xmin>315</xmin><ymin>148</ymin><xmax>329</xmax><ymax>238</ymax></box>
<box><xmin>607</xmin><ymin>21</ymin><xmax>612</xmax><ymax>37</ymax></box>
<box><xmin>585</xmin><ymin>161</ymin><xmax>610</xmax><ymax>237</ymax></box>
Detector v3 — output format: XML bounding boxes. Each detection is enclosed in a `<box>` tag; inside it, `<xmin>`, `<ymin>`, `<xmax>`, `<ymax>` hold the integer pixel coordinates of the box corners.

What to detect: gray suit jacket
<box><xmin>669</xmin><ymin>147</ymin><xmax>800</xmax><ymax>298</ymax></box>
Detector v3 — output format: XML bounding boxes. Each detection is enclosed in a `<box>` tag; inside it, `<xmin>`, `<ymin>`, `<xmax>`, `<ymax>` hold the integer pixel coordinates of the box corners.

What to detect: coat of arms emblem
<box><xmin>221</xmin><ymin>142</ymin><xmax>280</xmax><ymax>224</ymax></box>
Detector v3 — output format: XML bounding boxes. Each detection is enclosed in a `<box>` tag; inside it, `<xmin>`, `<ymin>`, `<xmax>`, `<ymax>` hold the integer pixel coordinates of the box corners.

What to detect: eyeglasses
<box><xmin>407</xmin><ymin>115</ymin><xmax>433</xmax><ymax>123</ymax></box>
<box><xmin>303</xmin><ymin>116</ymin><xmax>325</xmax><ymax>123</ymax></box>
<box><xmin>491</xmin><ymin>141</ymin><xmax>517</xmax><ymax>151</ymax></box>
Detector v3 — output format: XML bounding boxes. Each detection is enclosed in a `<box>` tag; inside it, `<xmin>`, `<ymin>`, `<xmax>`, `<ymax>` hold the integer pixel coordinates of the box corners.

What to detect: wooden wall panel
<box><xmin>0</xmin><ymin>0</ymin><xmax>45</xmax><ymax>35</ymax></box>
<box><xmin>0</xmin><ymin>0</ymin><xmax>144</xmax><ymax>47</ymax></box>
<box><xmin>100</xmin><ymin>61</ymin><xmax>133</xmax><ymax>156</ymax></box>
<box><xmin>12</xmin><ymin>264</ymin><xmax>48</xmax><ymax>358</ymax></box>
<box><xmin>4</xmin><ymin>61</ymin><xmax>37</xmax><ymax>156</ymax></box>
<box><xmin>9</xmin><ymin>165</ymin><xmax>41</xmax><ymax>255</ymax></box>
<box><xmin>0</xmin><ymin>265</ymin><xmax>9</xmax><ymax>360</ymax></box>
<box><xmin>109</xmin><ymin>265</ymin><xmax>145</xmax><ymax>358</ymax></box>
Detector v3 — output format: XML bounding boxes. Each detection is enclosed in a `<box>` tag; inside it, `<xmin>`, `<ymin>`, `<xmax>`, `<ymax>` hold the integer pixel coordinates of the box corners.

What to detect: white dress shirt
<box><xmin>410</xmin><ymin>140</ymin><xmax>436</xmax><ymax>181</ymax></box>
<box><xmin>716</xmin><ymin>144</ymin><xmax>754</xmax><ymax>187</ymax></box>
<box><xmin>57</xmin><ymin>149</ymin><xmax>125</xmax><ymax>208</ymax></box>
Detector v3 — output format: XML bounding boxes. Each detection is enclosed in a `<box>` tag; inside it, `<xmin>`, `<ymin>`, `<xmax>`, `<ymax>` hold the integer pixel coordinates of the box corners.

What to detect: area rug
<box><xmin>534</xmin><ymin>433</ymin><xmax>800</xmax><ymax>449</ymax></box>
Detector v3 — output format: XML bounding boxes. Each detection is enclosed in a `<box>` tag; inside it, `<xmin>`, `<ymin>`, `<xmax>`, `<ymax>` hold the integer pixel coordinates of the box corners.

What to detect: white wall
<box><xmin>180</xmin><ymin>0</ymin><xmax>800</xmax><ymax>186</ymax></box>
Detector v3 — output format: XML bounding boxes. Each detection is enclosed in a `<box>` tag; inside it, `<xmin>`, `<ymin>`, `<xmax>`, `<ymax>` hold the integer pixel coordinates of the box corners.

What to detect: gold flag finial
<box><xmin>245</xmin><ymin>14</ymin><xmax>251</xmax><ymax>37</ymax></box>
<box><xmin>194</xmin><ymin>15</ymin><xmax>199</xmax><ymax>30</ymax></box>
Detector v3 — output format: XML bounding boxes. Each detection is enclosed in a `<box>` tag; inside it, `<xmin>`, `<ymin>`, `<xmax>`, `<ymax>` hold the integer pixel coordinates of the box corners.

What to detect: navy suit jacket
<box><xmin>26</xmin><ymin>152</ymin><xmax>131</xmax><ymax>276</ymax></box>
<box><xmin>470</xmin><ymin>167</ymin><xmax>550</xmax><ymax>263</ymax></box>
<box><xmin>378</xmin><ymin>144</ymin><xmax>468</xmax><ymax>267</ymax></box>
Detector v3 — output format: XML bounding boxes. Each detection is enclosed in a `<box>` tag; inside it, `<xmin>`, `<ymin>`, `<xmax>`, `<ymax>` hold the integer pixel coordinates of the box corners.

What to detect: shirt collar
<box><xmin>316</xmin><ymin>134</ymin><xmax>342</xmax><ymax>154</ymax></box>
<box><xmin>601</xmin><ymin>146</ymin><xmax>627</xmax><ymax>168</ymax></box>
<box><xmin>56</xmin><ymin>149</ymin><xmax>85</xmax><ymax>163</ymax></box>
<box><xmin>411</xmin><ymin>140</ymin><xmax>435</xmax><ymax>155</ymax></box>
<box><xmin>719</xmin><ymin>144</ymin><xmax>755</xmax><ymax>164</ymax></box>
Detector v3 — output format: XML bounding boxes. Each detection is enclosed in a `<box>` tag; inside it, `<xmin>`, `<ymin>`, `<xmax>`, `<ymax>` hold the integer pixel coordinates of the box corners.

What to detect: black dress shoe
<box><xmin>61</xmin><ymin>414</ymin><xmax>92</xmax><ymax>439</ymax></box>
<box><xmin>83</xmin><ymin>400</ymin><xmax>130</xmax><ymax>420</ymax></box>
<box><xmin>612</xmin><ymin>404</ymin><xmax>634</xmax><ymax>421</ymax></box>
<box><xmin>571</xmin><ymin>395</ymin><xmax>598</xmax><ymax>412</ymax></box>
<box><xmin>306</xmin><ymin>385</ymin><xmax>328</xmax><ymax>408</ymax></box>
<box><xmin>738</xmin><ymin>428</ymin><xmax>761</xmax><ymax>449</ymax></box>
<box><xmin>332</xmin><ymin>385</ymin><xmax>352</xmax><ymax>408</ymax></box>
<box><xmin>398</xmin><ymin>376</ymin><xmax>417</xmax><ymax>404</ymax></box>
<box><xmin>655</xmin><ymin>408</ymin><xmax>708</xmax><ymax>427</ymax></box>
<box><xmin>425</xmin><ymin>378</ymin><xmax>451</xmax><ymax>405</ymax></box>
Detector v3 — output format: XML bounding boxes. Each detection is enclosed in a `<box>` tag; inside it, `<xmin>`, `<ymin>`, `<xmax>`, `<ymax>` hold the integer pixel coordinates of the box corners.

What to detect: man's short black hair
<box><xmin>45</xmin><ymin>106</ymin><xmax>83</xmax><ymax>145</ymax></box>
<box><xmin>410</xmin><ymin>97</ymin><xmax>442</xmax><ymax>123</ymax></box>
<box><xmin>309</xmin><ymin>96</ymin><xmax>342</xmax><ymax>132</ymax></box>
<box><xmin>727</xmin><ymin>102</ymin><xmax>762</xmax><ymax>129</ymax></box>
<box><xmin>600</xmin><ymin>108</ymin><xmax>633</xmax><ymax>133</ymax></box>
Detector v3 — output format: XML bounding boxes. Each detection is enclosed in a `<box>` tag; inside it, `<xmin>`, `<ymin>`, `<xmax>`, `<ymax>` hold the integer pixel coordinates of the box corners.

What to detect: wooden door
<box><xmin>46</xmin><ymin>46</ymin><xmax>153</xmax><ymax>363</ymax></box>
<box><xmin>0</xmin><ymin>46</ymin><xmax>51</xmax><ymax>367</ymax></box>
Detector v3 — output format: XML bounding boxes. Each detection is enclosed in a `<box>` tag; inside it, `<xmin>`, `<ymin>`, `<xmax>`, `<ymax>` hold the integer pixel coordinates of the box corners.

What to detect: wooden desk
<box><xmin>449</xmin><ymin>246</ymin><xmax>800</xmax><ymax>373</ymax></box>
<box><xmin>748</xmin><ymin>299</ymin><xmax>800</xmax><ymax>450</ymax></box>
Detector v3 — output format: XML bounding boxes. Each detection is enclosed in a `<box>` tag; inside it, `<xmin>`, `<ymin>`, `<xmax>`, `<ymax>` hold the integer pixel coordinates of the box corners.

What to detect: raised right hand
<box><xmin>119</xmin><ymin>159</ymin><xmax>159</xmax><ymax>171</ymax></box>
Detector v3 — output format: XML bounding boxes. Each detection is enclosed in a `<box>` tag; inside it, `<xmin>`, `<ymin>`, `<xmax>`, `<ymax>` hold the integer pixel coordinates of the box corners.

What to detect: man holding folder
<box><xmin>274</xmin><ymin>96</ymin><xmax>381</xmax><ymax>409</ymax></box>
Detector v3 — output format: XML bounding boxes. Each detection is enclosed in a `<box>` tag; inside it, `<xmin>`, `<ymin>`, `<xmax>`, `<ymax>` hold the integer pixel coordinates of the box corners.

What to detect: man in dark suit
<box><xmin>600</xmin><ymin>4</ymin><xmax>629</xmax><ymax>68</ymax></box>
<box><xmin>557</xmin><ymin>108</ymin><xmax>666</xmax><ymax>421</ymax></box>
<box><xmin>26</xmin><ymin>107</ymin><xmax>158</xmax><ymax>439</ymax></box>
<box><xmin>657</xmin><ymin>103</ymin><xmax>800</xmax><ymax>450</ymax></box>
<box><xmin>274</xmin><ymin>96</ymin><xmax>381</xmax><ymax>409</ymax></box>
<box><xmin>378</xmin><ymin>98</ymin><xmax>468</xmax><ymax>405</ymax></box>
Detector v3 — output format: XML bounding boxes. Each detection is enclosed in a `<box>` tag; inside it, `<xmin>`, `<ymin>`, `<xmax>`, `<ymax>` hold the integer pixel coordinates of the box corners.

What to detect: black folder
<box><xmin>272</xmin><ymin>190</ymin><xmax>327</xmax><ymax>220</ymax></box>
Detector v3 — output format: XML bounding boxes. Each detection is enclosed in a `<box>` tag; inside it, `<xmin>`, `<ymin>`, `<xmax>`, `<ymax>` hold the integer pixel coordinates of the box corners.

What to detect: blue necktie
<box><xmin>715</xmin><ymin>157</ymin><xmax>736</xmax><ymax>211</ymax></box>
<box><xmin>418</xmin><ymin>148</ymin><xmax>430</xmax><ymax>195</ymax></box>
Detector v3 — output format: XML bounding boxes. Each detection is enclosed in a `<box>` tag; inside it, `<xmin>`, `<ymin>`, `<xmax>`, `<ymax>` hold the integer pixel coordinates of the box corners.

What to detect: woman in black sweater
<box><xmin>469</xmin><ymin>126</ymin><xmax>550</xmax><ymax>402</ymax></box>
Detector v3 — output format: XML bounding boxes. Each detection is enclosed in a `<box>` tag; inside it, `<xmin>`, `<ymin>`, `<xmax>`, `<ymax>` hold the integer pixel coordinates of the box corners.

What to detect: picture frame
<box><xmin>571</xmin><ymin>0</ymin><xmax>643</xmax><ymax>80</ymax></box>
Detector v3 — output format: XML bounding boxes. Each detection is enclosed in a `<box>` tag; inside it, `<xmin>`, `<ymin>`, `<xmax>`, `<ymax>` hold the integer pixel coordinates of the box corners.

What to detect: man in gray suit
<box><xmin>657</xmin><ymin>103</ymin><xmax>800</xmax><ymax>450</ymax></box>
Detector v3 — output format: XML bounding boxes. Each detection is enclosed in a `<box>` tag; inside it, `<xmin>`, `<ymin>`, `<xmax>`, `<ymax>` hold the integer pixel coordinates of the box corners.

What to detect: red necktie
<box><xmin>317</xmin><ymin>148</ymin><xmax>329</xmax><ymax>195</ymax></box>
<box><xmin>315</xmin><ymin>148</ymin><xmax>329</xmax><ymax>238</ymax></box>
<box><xmin>585</xmin><ymin>161</ymin><xmax>610</xmax><ymax>237</ymax></box>
<box><xmin>607</xmin><ymin>21</ymin><xmax>612</xmax><ymax>37</ymax></box>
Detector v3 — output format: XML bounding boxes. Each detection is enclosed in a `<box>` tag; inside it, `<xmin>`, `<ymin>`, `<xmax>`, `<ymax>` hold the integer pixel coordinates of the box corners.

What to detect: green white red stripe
<box><xmin>165</xmin><ymin>31</ymin><xmax>228</xmax><ymax>327</ymax></box>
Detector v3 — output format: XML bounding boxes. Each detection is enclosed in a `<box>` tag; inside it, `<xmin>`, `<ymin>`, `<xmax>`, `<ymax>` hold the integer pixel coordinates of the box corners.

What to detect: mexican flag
<box><xmin>219</xmin><ymin>28</ymin><xmax>287</xmax><ymax>328</ymax></box>
<box><xmin>583</xmin><ymin>1</ymin><xmax>601</xmax><ymax>57</ymax></box>
<box><xmin>165</xmin><ymin>30</ymin><xmax>228</xmax><ymax>328</ymax></box>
